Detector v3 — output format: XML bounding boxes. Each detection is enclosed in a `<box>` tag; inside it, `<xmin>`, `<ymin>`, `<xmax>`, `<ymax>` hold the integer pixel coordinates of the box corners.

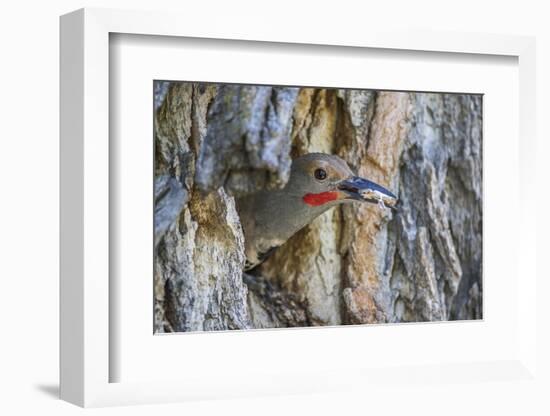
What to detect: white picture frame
<box><xmin>60</xmin><ymin>7</ymin><xmax>538</xmax><ymax>407</ymax></box>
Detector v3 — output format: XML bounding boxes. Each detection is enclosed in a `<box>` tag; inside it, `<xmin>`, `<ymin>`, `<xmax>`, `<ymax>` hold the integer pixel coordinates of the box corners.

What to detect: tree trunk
<box><xmin>154</xmin><ymin>82</ymin><xmax>482</xmax><ymax>332</ymax></box>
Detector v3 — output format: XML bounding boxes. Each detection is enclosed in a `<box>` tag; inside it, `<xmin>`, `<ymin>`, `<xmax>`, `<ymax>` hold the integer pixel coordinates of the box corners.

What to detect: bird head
<box><xmin>286</xmin><ymin>153</ymin><xmax>398</xmax><ymax>210</ymax></box>
<box><xmin>237</xmin><ymin>153</ymin><xmax>398</xmax><ymax>270</ymax></box>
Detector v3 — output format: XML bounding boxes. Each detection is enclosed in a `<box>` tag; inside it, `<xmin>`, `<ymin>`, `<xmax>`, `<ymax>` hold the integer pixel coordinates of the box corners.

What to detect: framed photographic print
<box><xmin>60</xmin><ymin>7</ymin><xmax>538</xmax><ymax>407</ymax></box>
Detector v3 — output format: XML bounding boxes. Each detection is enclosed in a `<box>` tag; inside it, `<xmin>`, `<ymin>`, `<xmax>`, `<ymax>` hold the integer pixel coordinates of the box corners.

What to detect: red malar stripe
<box><xmin>303</xmin><ymin>191</ymin><xmax>339</xmax><ymax>206</ymax></box>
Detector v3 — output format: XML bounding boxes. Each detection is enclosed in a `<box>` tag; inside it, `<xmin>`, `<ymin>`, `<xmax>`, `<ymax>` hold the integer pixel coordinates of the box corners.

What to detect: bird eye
<box><xmin>314</xmin><ymin>168</ymin><xmax>327</xmax><ymax>180</ymax></box>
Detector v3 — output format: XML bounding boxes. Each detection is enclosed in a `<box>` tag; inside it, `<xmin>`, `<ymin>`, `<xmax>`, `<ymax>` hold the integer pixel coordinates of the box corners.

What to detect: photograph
<box><xmin>153</xmin><ymin>81</ymin><xmax>483</xmax><ymax>333</ymax></box>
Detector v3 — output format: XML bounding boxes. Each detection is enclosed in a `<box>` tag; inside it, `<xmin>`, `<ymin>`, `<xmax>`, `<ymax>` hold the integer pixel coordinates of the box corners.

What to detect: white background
<box><xmin>1</xmin><ymin>0</ymin><xmax>548</xmax><ymax>415</ymax></box>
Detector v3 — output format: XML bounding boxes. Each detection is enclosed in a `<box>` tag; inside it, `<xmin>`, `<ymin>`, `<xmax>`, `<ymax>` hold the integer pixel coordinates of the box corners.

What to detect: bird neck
<box><xmin>260</xmin><ymin>188</ymin><xmax>335</xmax><ymax>242</ymax></box>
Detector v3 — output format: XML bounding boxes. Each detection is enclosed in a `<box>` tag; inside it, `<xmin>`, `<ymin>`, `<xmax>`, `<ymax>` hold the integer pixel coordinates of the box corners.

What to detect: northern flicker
<box><xmin>236</xmin><ymin>153</ymin><xmax>397</xmax><ymax>270</ymax></box>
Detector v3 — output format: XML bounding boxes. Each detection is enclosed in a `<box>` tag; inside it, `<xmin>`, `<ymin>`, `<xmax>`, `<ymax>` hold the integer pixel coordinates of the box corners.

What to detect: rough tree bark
<box><xmin>154</xmin><ymin>82</ymin><xmax>482</xmax><ymax>333</ymax></box>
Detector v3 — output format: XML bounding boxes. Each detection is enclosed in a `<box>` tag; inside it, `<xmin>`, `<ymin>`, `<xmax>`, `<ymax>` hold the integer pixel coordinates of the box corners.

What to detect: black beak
<box><xmin>338</xmin><ymin>176</ymin><xmax>398</xmax><ymax>209</ymax></box>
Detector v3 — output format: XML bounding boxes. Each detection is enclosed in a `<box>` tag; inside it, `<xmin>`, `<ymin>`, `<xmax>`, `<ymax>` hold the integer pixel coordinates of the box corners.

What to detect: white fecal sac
<box><xmin>361</xmin><ymin>189</ymin><xmax>397</xmax><ymax>209</ymax></box>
